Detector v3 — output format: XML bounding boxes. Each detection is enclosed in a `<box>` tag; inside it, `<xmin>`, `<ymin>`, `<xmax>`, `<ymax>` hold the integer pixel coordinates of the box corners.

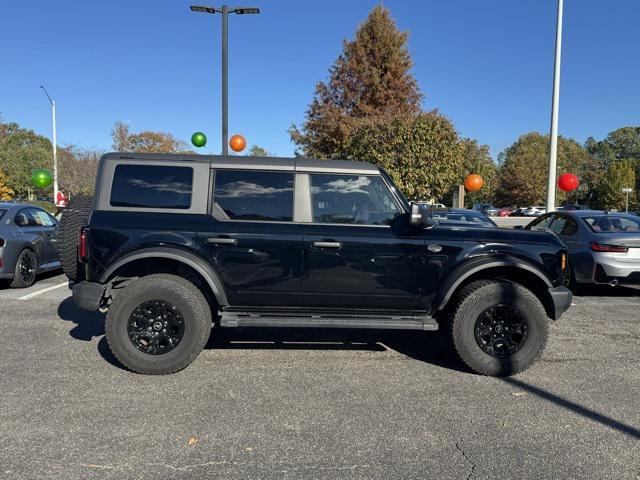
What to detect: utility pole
<box><xmin>190</xmin><ymin>5</ymin><xmax>260</xmax><ymax>155</ymax></box>
<box><xmin>545</xmin><ymin>0</ymin><xmax>564</xmax><ymax>213</ymax></box>
<box><xmin>40</xmin><ymin>85</ymin><xmax>58</xmax><ymax>201</ymax></box>
<box><xmin>221</xmin><ymin>5</ymin><xmax>229</xmax><ymax>155</ymax></box>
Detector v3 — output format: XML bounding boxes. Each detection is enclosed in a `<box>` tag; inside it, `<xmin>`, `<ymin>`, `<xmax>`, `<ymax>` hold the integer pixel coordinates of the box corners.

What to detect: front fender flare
<box><xmin>433</xmin><ymin>256</ymin><xmax>552</xmax><ymax>312</ymax></box>
<box><xmin>99</xmin><ymin>247</ymin><xmax>229</xmax><ymax>305</ymax></box>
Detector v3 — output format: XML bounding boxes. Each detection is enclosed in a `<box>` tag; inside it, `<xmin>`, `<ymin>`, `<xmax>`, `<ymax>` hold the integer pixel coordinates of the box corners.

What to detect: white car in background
<box><xmin>525</xmin><ymin>206</ymin><xmax>547</xmax><ymax>216</ymax></box>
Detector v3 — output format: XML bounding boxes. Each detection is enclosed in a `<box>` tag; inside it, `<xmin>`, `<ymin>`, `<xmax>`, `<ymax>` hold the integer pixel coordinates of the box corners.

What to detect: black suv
<box><xmin>64</xmin><ymin>153</ymin><xmax>572</xmax><ymax>376</ymax></box>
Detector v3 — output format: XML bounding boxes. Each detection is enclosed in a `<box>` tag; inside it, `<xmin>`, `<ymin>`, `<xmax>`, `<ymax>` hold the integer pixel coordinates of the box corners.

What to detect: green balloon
<box><xmin>191</xmin><ymin>132</ymin><xmax>207</xmax><ymax>148</ymax></box>
<box><xmin>32</xmin><ymin>169</ymin><xmax>52</xmax><ymax>189</ymax></box>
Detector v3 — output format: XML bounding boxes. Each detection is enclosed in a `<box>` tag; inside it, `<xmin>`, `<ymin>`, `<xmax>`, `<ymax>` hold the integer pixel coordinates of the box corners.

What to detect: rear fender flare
<box><xmin>99</xmin><ymin>247</ymin><xmax>228</xmax><ymax>305</ymax></box>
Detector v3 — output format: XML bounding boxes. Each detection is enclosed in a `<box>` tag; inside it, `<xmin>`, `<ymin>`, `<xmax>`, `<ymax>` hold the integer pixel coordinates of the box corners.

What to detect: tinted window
<box><xmin>583</xmin><ymin>215</ymin><xmax>640</xmax><ymax>233</ymax></box>
<box><xmin>550</xmin><ymin>215</ymin><xmax>578</xmax><ymax>236</ymax></box>
<box><xmin>310</xmin><ymin>174</ymin><xmax>402</xmax><ymax>225</ymax></box>
<box><xmin>30</xmin><ymin>209</ymin><xmax>55</xmax><ymax>226</ymax></box>
<box><xmin>527</xmin><ymin>214</ymin><xmax>554</xmax><ymax>231</ymax></box>
<box><xmin>15</xmin><ymin>209</ymin><xmax>37</xmax><ymax>227</ymax></box>
<box><xmin>213</xmin><ymin>170</ymin><xmax>294</xmax><ymax>221</ymax></box>
<box><xmin>110</xmin><ymin>164</ymin><xmax>193</xmax><ymax>209</ymax></box>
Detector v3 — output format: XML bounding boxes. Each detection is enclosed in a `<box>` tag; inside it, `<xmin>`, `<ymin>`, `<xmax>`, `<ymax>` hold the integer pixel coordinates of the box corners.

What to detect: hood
<box><xmin>434</xmin><ymin>224</ymin><xmax>564</xmax><ymax>247</ymax></box>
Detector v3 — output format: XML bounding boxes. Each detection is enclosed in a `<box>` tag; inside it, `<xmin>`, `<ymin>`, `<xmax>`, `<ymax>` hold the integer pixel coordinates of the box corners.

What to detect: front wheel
<box><xmin>450</xmin><ymin>280</ymin><xmax>548</xmax><ymax>376</ymax></box>
<box><xmin>105</xmin><ymin>274</ymin><xmax>212</xmax><ymax>374</ymax></box>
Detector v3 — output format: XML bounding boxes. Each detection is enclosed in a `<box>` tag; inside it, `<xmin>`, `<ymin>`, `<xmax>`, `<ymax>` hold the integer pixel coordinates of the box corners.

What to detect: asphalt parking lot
<box><xmin>1</xmin><ymin>273</ymin><xmax>639</xmax><ymax>480</ymax></box>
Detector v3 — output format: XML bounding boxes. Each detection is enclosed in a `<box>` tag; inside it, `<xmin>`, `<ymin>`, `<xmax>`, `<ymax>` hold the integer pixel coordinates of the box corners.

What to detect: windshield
<box><xmin>582</xmin><ymin>215</ymin><xmax>640</xmax><ymax>233</ymax></box>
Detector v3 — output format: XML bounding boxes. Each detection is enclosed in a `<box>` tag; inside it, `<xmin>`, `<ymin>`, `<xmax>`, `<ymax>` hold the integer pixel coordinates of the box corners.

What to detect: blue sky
<box><xmin>1</xmin><ymin>0</ymin><xmax>638</xmax><ymax>158</ymax></box>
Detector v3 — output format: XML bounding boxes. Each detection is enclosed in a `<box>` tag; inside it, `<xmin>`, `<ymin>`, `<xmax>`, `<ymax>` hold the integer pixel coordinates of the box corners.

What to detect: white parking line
<box><xmin>19</xmin><ymin>282</ymin><xmax>69</xmax><ymax>300</ymax></box>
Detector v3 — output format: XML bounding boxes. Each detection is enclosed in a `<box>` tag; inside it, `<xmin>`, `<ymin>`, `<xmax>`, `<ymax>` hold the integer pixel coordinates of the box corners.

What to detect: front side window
<box><xmin>527</xmin><ymin>214</ymin><xmax>554</xmax><ymax>231</ymax></box>
<box><xmin>31</xmin><ymin>209</ymin><xmax>55</xmax><ymax>226</ymax></box>
<box><xmin>213</xmin><ymin>170</ymin><xmax>294</xmax><ymax>221</ymax></box>
<box><xmin>550</xmin><ymin>215</ymin><xmax>578</xmax><ymax>236</ymax></box>
<box><xmin>110</xmin><ymin>164</ymin><xmax>193</xmax><ymax>209</ymax></box>
<box><xmin>310</xmin><ymin>174</ymin><xmax>402</xmax><ymax>225</ymax></box>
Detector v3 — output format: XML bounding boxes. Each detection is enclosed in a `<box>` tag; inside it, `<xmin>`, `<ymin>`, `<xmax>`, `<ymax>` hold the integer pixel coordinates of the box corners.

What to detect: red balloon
<box><xmin>557</xmin><ymin>173</ymin><xmax>579</xmax><ymax>192</ymax></box>
<box><xmin>464</xmin><ymin>174</ymin><xmax>484</xmax><ymax>192</ymax></box>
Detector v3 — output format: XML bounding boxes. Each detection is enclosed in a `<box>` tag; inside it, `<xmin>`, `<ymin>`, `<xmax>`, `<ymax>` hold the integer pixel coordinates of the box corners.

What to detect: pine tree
<box><xmin>290</xmin><ymin>5</ymin><xmax>422</xmax><ymax>158</ymax></box>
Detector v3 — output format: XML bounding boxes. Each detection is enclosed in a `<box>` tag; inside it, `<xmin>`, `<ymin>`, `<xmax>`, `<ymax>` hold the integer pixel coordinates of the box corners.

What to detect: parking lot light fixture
<box><xmin>189</xmin><ymin>4</ymin><xmax>260</xmax><ymax>155</ymax></box>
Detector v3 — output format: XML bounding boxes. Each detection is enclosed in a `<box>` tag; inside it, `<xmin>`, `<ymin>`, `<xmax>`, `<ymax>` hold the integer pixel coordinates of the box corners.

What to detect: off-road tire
<box><xmin>105</xmin><ymin>274</ymin><xmax>212</xmax><ymax>375</ymax></box>
<box><xmin>9</xmin><ymin>248</ymin><xmax>37</xmax><ymax>288</ymax></box>
<box><xmin>58</xmin><ymin>195</ymin><xmax>93</xmax><ymax>282</ymax></box>
<box><xmin>450</xmin><ymin>280</ymin><xmax>548</xmax><ymax>376</ymax></box>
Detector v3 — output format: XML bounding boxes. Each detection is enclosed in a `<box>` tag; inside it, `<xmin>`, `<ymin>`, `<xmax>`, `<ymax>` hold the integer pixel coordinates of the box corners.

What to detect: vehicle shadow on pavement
<box><xmin>502</xmin><ymin>377</ymin><xmax>640</xmax><ymax>440</ymax></box>
<box><xmin>207</xmin><ymin>328</ymin><xmax>470</xmax><ymax>373</ymax></box>
<box><xmin>57</xmin><ymin>296</ymin><xmax>120</xmax><ymax>367</ymax></box>
<box><xmin>56</xmin><ymin>296</ymin><xmax>469</xmax><ymax>373</ymax></box>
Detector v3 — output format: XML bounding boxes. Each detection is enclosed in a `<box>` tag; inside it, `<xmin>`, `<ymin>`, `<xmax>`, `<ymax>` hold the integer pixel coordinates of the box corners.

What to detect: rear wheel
<box><xmin>58</xmin><ymin>195</ymin><xmax>93</xmax><ymax>282</ymax></box>
<box><xmin>10</xmin><ymin>249</ymin><xmax>37</xmax><ymax>288</ymax></box>
<box><xmin>450</xmin><ymin>280</ymin><xmax>548</xmax><ymax>376</ymax></box>
<box><xmin>105</xmin><ymin>274</ymin><xmax>212</xmax><ymax>374</ymax></box>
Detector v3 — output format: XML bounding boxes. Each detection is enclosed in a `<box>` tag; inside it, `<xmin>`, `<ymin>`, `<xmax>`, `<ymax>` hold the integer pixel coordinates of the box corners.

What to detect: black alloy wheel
<box><xmin>474</xmin><ymin>304</ymin><xmax>528</xmax><ymax>358</ymax></box>
<box><xmin>127</xmin><ymin>300</ymin><xmax>185</xmax><ymax>355</ymax></box>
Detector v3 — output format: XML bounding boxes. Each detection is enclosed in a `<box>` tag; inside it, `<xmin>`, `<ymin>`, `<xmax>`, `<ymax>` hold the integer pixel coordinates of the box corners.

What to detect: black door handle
<box><xmin>207</xmin><ymin>237</ymin><xmax>237</xmax><ymax>245</ymax></box>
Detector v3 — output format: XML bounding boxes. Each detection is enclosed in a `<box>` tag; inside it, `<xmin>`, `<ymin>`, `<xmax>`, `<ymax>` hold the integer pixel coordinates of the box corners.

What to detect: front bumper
<box><xmin>548</xmin><ymin>286</ymin><xmax>572</xmax><ymax>320</ymax></box>
<box><xmin>73</xmin><ymin>281</ymin><xmax>106</xmax><ymax>311</ymax></box>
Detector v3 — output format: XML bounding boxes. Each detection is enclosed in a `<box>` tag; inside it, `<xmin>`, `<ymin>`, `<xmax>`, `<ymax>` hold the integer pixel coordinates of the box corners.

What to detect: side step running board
<box><xmin>219</xmin><ymin>311</ymin><xmax>438</xmax><ymax>331</ymax></box>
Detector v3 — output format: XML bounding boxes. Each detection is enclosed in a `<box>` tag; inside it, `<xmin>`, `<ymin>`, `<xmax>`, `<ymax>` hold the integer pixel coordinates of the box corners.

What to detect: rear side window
<box><xmin>583</xmin><ymin>215</ymin><xmax>640</xmax><ymax>233</ymax></box>
<box><xmin>110</xmin><ymin>164</ymin><xmax>193</xmax><ymax>209</ymax></box>
<box><xmin>213</xmin><ymin>170</ymin><xmax>294</xmax><ymax>221</ymax></box>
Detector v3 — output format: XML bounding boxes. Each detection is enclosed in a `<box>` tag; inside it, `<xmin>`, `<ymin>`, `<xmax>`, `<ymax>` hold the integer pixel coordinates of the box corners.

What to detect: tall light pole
<box><xmin>545</xmin><ymin>0</ymin><xmax>564</xmax><ymax>213</ymax></box>
<box><xmin>190</xmin><ymin>5</ymin><xmax>260</xmax><ymax>155</ymax></box>
<box><xmin>40</xmin><ymin>85</ymin><xmax>58</xmax><ymax>201</ymax></box>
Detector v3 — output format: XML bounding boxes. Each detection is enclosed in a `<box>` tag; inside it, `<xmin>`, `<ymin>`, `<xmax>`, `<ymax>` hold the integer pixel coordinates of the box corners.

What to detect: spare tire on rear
<box><xmin>58</xmin><ymin>195</ymin><xmax>93</xmax><ymax>282</ymax></box>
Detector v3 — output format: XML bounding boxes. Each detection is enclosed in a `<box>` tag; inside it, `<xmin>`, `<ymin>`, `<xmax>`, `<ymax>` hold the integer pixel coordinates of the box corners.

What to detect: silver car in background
<box><xmin>0</xmin><ymin>203</ymin><xmax>60</xmax><ymax>288</ymax></box>
<box><xmin>524</xmin><ymin>210</ymin><xmax>640</xmax><ymax>287</ymax></box>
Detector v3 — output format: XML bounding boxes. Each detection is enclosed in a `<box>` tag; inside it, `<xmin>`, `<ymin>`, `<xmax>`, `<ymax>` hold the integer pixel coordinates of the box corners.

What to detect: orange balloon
<box><xmin>464</xmin><ymin>173</ymin><xmax>484</xmax><ymax>192</ymax></box>
<box><xmin>229</xmin><ymin>134</ymin><xmax>246</xmax><ymax>152</ymax></box>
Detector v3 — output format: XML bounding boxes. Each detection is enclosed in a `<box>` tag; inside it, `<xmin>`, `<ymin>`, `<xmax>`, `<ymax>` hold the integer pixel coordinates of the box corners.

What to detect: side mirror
<box><xmin>409</xmin><ymin>202</ymin><xmax>438</xmax><ymax>229</ymax></box>
<box><xmin>410</xmin><ymin>202</ymin><xmax>423</xmax><ymax>226</ymax></box>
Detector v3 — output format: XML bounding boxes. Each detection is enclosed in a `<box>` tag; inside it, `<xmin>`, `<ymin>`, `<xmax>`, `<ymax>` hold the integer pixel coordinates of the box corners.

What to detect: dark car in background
<box><xmin>523</xmin><ymin>210</ymin><xmax>640</xmax><ymax>287</ymax></box>
<box><xmin>420</xmin><ymin>206</ymin><xmax>497</xmax><ymax>228</ymax></box>
<box><xmin>0</xmin><ymin>203</ymin><xmax>60</xmax><ymax>287</ymax></box>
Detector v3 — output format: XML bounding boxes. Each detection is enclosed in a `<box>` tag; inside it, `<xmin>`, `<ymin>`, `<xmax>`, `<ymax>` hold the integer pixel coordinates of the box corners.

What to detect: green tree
<box><xmin>597</xmin><ymin>159</ymin><xmax>637</xmax><ymax>211</ymax></box>
<box><xmin>290</xmin><ymin>5</ymin><xmax>422</xmax><ymax>158</ymax></box>
<box><xmin>0</xmin><ymin>169</ymin><xmax>14</xmax><ymax>200</ymax></box>
<box><xmin>587</xmin><ymin>126</ymin><xmax>640</xmax><ymax>199</ymax></box>
<box><xmin>0</xmin><ymin>122</ymin><xmax>52</xmax><ymax>196</ymax></box>
<box><xmin>247</xmin><ymin>145</ymin><xmax>270</xmax><ymax>156</ymax></box>
<box><xmin>111</xmin><ymin>121</ymin><xmax>188</xmax><ymax>153</ymax></box>
<box><xmin>346</xmin><ymin>113</ymin><xmax>463</xmax><ymax>201</ymax></box>
<box><xmin>459</xmin><ymin>139</ymin><xmax>497</xmax><ymax>206</ymax></box>
<box><xmin>496</xmin><ymin>132</ymin><xmax>597</xmax><ymax>207</ymax></box>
